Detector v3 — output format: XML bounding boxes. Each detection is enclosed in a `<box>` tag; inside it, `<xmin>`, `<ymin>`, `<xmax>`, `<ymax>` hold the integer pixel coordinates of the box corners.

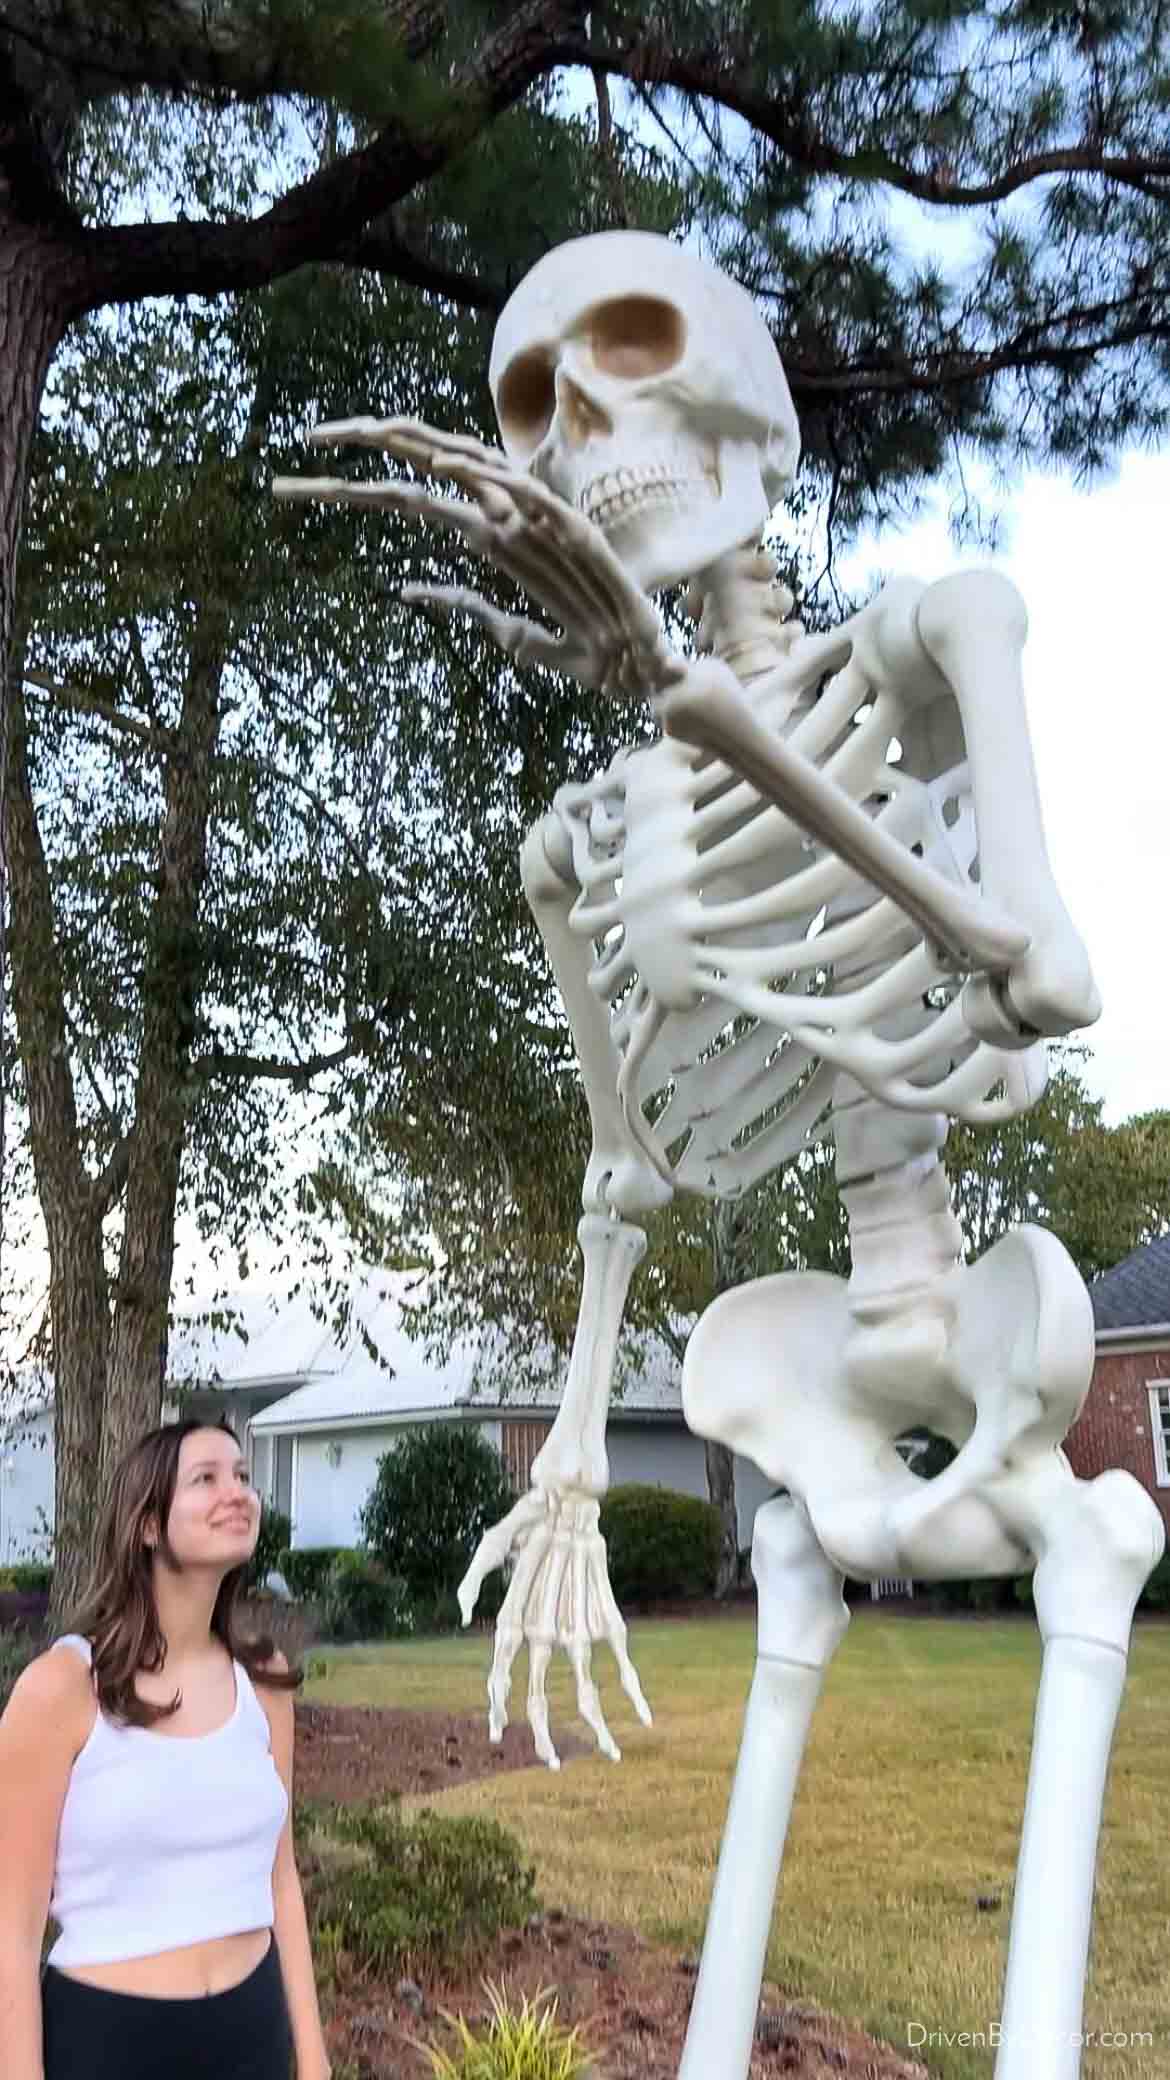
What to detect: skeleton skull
<box><xmin>489</xmin><ymin>231</ymin><xmax>800</xmax><ymax>594</ymax></box>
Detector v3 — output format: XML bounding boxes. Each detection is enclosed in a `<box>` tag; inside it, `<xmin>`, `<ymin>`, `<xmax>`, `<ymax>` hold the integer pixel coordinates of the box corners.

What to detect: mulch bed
<box><xmin>294</xmin><ymin>1699</ymin><xmax>592</xmax><ymax>1804</ymax></box>
<box><xmin>295</xmin><ymin>1701</ymin><xmax>929</xmax><ymax>2080</ymax></box>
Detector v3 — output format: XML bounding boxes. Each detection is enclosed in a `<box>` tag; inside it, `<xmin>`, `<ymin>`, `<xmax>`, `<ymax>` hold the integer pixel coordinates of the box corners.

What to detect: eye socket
<box><xmin>496</xmin><ymin>348</ymin><xmax>556</xmax><ymax>455</ymax></box>
<box><xmin>587</xmin><ymin>296</ymin><xmax>686</xmax><ymax>380</ymax></box>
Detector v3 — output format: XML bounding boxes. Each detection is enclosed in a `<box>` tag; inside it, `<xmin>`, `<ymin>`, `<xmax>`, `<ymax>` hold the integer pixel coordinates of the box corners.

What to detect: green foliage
<box><xmin>277</xmin><ymin>1546</ymin><xmax>348</xmax><ymax>1600</ymax></box>
<box><xmin>0</xmin><ymin>1564</ymin><xmax>53</xmax><ymax>1593</ymax></box>
<box><xmin>297</xmin><ymin>1801</ymin><xmax>538</xmax><ymax>1986</ymax></box>
<box><xmin>1139</xmin><ymin>1553</ymin><xmax>1170</xmax><ymax>1612</ymax></box>
<box><xmin>0</xmin><ymin>1628</ymin><xmax>39</xmax><ymax>1713</ymax></box>
<box><xmin>359</xmin><ymin>1426</ymin><xmax>515</xmax><ymax>1613</ymax></box>
<box><xmin>424</xmin><ymin>1982</ymin><xmax>595</xmax><ymax>2080</ymax></box>
<box><xmin>598</xmin><ymin>1485</ymin><xmax>722</xmax><ymax>1605</ymax></box>
<box><xmin>927</xmin><ymin>1576</ymin><xmax>1022</xmax><ymax>1614</ymax></box>
<box><xmin>947</xmin><ymin>1051</ymin><xmax>1170</xmax><ymax>1281</ymax></box>
<box><xmin>319</xmin><ymin>1550</ymin><xmax>416</xmax><ymax>1642</ymax></box>
<box><xmin>246</xmin><ymin>1508</ymin><xmax>292</xmax><ymax>1592</ymax></box>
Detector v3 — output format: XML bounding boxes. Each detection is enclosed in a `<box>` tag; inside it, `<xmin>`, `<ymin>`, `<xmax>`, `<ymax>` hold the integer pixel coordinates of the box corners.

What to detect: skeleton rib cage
<box><xmin>554</xmin><ymin>614</ymin><xmax>1047</xmax><ymax>1204</ymax></box>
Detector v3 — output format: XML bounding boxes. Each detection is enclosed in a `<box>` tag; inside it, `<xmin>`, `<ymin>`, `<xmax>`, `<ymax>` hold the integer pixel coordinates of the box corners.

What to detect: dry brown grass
<box><xmin>305</xmin><ymin>1614</ymin><xmax>1170</xmax><ymax>2080</ymax></box>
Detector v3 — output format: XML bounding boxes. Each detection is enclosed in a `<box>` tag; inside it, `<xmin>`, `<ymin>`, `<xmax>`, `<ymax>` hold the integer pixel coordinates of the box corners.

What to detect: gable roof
<box><xmin>1090</xmin><ymin>1233</ymin><xmax>1170</xmax><ymax>1332</ymax></box>
<box><xmin>1</xmin><ymin>1271</ymin><xmax>683</xmax><ymax>1437</ymax></box>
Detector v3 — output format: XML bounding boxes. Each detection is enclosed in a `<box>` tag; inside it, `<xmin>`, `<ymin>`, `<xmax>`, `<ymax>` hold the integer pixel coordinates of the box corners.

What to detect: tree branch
<box><xmin>190</xmin><ymin>1040</ymin><xmax>359</xmax><ymax>1086</ymax></box>
<box><xmin>554</xmin><ymin>37</ymin><xmax>1170</xmax><ymax>208</ymax></box>
<box><xmin>69</xmin><ymin>2</ymin><xmax>585</xmax><ymax>314</ymax></box>
<box><xmin>23</xmin><ymin>669</ymin><xmax>171</xmax><ymax>753</ymax></box>
<box><xmin>785</xmin><ymin>296</ymin><xmax>1170</xmax><ymax>401</ymax></box>
<box><xmin>90</xmin><ymin>1132</ymin><xmax>132</xmax><ymax>1219</ymax></box>
<box><xmin>0</xmin><ymin>1</ymin><xmax>443</xmax><ymax>106</ymax></box>
<box><xmin>332</xmin><ymin>217</ymin><xmax>506</xmax><ymax>312</ymax></box>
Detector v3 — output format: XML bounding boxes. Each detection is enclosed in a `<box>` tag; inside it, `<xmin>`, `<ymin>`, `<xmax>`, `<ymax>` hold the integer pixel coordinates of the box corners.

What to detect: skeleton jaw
<box><xmin>544</xmin><ymin>434</ymin><xmax>773</xmax><ymax>595</ymax></box>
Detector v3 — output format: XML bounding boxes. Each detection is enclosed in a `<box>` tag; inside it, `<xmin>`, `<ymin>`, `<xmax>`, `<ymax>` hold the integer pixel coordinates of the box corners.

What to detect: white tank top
<box><xmin>46</xmin><ymin>1634</ymin><xmax>290</xmax><ymax>1967</ymax></box>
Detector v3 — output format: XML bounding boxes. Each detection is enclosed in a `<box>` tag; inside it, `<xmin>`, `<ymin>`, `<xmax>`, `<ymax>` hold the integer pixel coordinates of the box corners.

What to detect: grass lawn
<box><xmin>304</xmin><ymin>1614</ymin><xmax>1170</xmax><ymax>2079</ymax></box>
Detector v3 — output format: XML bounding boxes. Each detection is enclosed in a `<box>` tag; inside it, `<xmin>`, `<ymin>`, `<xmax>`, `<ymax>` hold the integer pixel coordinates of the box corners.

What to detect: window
<box><xmin>501</xmin><ymin>1419</ymin><xmax>551</xmax><ymax>1495</ymax></box>
<box><xmin>1148</xmin><ymin>1385</ymin><xmax>1170</xmax><ymax>1488</ymax></box>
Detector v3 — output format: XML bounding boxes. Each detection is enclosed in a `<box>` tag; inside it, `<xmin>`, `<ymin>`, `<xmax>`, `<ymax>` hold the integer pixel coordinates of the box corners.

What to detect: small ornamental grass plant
<box><xmin>423</xmin><ymin>1981</ymin><xmax>597</xmax><ymax>2080</ymax></box>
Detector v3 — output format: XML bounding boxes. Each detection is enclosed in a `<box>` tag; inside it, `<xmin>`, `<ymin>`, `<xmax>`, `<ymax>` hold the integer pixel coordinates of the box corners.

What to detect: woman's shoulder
<box><xmin>1</xmin><ymin>1638</ymin><xmax>95</xmax><ymax>1752</ymax></box>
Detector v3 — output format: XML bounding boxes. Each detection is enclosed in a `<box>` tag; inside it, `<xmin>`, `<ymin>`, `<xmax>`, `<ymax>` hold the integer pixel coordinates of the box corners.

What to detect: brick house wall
<box><xmin>1065</xmin><ymin>1345</ymin><xmax>1170</xmax><ymax>1539</ymax></box>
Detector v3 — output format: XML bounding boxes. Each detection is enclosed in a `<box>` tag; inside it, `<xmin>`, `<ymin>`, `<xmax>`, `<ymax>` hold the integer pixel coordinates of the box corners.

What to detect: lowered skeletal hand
<box><xmin>458</xmin><ymin>1484</ymin><xmax>653</xmax><ymax>1770</ymax></box>
<box><xmin>273</xmin><ymin>415</ymin><xmax>685</xmax><ymax>700</ymax></box>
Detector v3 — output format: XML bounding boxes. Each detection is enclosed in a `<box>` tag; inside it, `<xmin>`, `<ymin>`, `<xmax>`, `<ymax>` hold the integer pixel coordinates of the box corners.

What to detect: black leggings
<box><xmin>41</xmin><ymin>1936</ymin><xmax>291</xmax><ymax>2080</ymax></box>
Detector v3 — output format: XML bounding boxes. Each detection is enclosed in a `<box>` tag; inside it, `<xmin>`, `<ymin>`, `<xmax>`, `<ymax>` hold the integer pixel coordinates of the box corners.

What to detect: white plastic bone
<box><xmin>275</xmin><ymin>226</ymin><xmax>1156</xmax><ymax>2080</ymax></box>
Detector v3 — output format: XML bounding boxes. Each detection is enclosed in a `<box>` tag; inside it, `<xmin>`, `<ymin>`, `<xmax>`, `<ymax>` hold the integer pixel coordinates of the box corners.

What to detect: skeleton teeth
<box><xmin>580</xmin><ymin>469</ymin><xmax>717</xmax><ymax>533</ymax></box>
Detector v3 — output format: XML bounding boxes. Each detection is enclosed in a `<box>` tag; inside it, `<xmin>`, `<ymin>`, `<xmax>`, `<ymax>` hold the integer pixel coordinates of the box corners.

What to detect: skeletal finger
<box><xmin>591</xmin><ymin>1549</ymin><xmax>653</xmax><ymax>1727</ymax></box>
<box><xmin>271</xmin><ymin>472</ymin><xmax>493</xmax><ymax>548</ymax></box>
<box><xmin>401</xmin><ymin>585</ymin><xmax>571</xmax><ymax>673</ymax></box>
<box><xmin>491</xmin><ymin>472</ymin><xmax>679</xmax><ymax>675</ymax></box>
<box><xmin>419</xmin><ymin>448</ymin><xmax>662</xmax><ymax>677</ymax></box>
<box><xmin>527</xmin><ymin>1640</ymin><xmax>561</xmax><ymax>1771</ymax></box>
<box><xmin>309</xmin><ymin>417</ymin><xmax>505</xmax><ymax>475</ymax></box>
<box><xmin>567</xmin><ymin>1640</ymin><xmax>619</xmax><ymax>1761</ymax></box>
<box><xmin>457</xmin><ymin>1490</ymin><xmax>546</xmax><ymax>1625</ymax></box>
<box><xmin>568</xmin><ymin>1539</ymin><xmax>620</xmax><ymax>1760</ymax></box>
<box><xmin>486</xmin><ymin>1529</ymin><xmax>549</xmax><ymax>1739</ymax></box>
<box><xmin>441</xmin><ymin>458</ymin><xmax>642</xmax><ymax>638</ymax></box>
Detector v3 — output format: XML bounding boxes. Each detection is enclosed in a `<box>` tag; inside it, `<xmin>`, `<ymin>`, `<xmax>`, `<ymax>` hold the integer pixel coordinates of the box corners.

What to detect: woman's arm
<box><xmin>260</xmin><ymin>1653</ymin><xmax>331</xmax><ymax>2080</ymax></box>
<box><xmin>0</xmin><ymin>1652</ymin><xmax>89</xmax><ymax>2080</ymax></box>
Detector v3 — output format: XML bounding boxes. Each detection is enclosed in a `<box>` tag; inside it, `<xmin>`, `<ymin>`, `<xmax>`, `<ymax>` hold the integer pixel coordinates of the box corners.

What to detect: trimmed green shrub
<box><xmin>277</xmin><ymin>1546</ymin><xmax>348</xmax><ymax>1600</ymax></box>
<box><xmin>320</xmin><ymin>1550</ymin><xmax>415</xmax><ymax>1642</ymax></box>
<box><xmin>359</xmin><ymin>1425</ymin><xmax>514</xmax><ymax>1615</ymax></box>
<box><xmin>298</xmin><ymin>1801</ymin><xmax>538</xmax><ymax>1986</ymax></box>
<box><xmin>246</xmin><ymin>1508</ymin><xmax>291</xmax><ymax>1592</ymax></box>
<box><xmin>598</xmin><ymin>1484</ymin><xmax>722</xmax><ymax>1605</ymax></box>
<box><xmin>0</xmin><ymin>1563</ymin><xmax>53</xmax><ymax>1593</ymax></box>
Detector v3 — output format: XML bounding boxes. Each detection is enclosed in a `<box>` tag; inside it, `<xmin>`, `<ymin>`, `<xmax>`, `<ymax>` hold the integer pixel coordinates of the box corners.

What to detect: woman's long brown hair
<box><xmin>64</xmin><ymin>1417</ymin><xmax>303</xmax><ymax>1729</ymax></box>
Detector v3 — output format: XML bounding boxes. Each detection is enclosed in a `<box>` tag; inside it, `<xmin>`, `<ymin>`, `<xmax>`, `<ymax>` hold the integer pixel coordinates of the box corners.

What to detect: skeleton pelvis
<box><xmin>682</xmin><ymin>1224</ymin><xmax>1095</xmax><ymax>1583</ymax></box>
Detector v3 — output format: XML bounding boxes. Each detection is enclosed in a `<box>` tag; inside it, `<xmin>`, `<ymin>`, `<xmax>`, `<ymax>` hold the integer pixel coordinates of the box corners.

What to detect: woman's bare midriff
<box><xmin>55</xmin><ymin>1928</ymin><xmax>272</xmax><ymax>1999</ymax></box>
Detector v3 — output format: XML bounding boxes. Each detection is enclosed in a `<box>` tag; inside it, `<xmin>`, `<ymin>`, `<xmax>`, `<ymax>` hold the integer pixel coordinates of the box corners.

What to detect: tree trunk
<box><xmin>706</xmin><ymin>1200</ymin><xmax>748</xmax><ymax>1597</ymax></box>
<box><xmin>4</xmin><ymin>662</ymin><xmax>108</xmax><ymax>1628</ymax></box>
<box><xmin>45</xmin><ymin>1208</ymin><xmax>109</xmax><ymax>1625</ymax></box>
<box><xmin>705</xmin><ymin>1438</ymin><xmax>740</xmax><ymax>1599</ymax></box>
<box><xmin>0</xmin><ymin>227</ymin><xmax>69</xmax><ymax>1229</ymax></box>
<box><xmin>101</xmin><ymin>607</ymin><xmax>229</xmax><ymax>1483</ymax></box>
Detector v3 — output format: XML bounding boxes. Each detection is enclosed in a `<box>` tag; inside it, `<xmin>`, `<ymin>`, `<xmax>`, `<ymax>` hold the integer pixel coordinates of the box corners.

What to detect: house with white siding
<box><xmin>0</xmin><ymin>1273</ymin><xmax>773</xmax><ymax>1564</ymax></box>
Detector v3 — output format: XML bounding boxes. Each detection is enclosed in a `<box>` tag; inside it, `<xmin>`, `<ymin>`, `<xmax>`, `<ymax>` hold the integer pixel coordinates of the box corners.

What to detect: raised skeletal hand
<box><xmin>272</xmin><ymin>415</ymin><xmax>686</xmax><ymax>700</ymax></box>
<box><xmin>458</xmin><ymin>1484</ymin><xmax>653</xmax><ymax>1770</ymax></box>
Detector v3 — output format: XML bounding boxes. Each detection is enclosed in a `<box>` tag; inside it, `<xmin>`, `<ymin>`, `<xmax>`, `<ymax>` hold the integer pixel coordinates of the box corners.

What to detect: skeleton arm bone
<box><xmin>656</xmin><ymin>645</ymin><xmax>1030</xmax><ymax>978</ymax></box>
<box><xmin>455</xmin><ymin>811</ymin><xmax>664</xmax><ymax>1767</ymax></box>
<box><xmin>909</xmin><ymin>571</ymin><xmax>1101</xmax><ymax>1042</ymax></box>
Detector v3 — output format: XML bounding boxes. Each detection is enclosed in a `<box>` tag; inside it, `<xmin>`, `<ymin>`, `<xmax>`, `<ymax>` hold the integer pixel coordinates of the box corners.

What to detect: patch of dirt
<box><xmin>323</xmin><ymin>1912</ymin><xmax>929</xmax><ymax>2079</ymax></box>
<box><xmin>294</xmin><ymin>1700</ymin><xmax>591</xmax><ymax>1804</ymax></box>
<box><xmin>295</xmin><ymin>1704</ymin><xmax>928</xmax><ymax>2080</ymax></box>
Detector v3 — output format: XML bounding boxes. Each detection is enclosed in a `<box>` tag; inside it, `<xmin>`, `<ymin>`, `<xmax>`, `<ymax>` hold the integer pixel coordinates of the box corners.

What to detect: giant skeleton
<box><xmin>276</xmin><ymin>232</ymin><xmax>1165</xmax><ymax>2080</ymax></box>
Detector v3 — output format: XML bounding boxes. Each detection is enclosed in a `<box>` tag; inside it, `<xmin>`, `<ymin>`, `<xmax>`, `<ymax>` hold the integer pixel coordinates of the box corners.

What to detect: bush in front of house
<box><xmin>598</xmin><ymin>1484</ymin><xmax>722</xmax><ymax>1605</ymax></box>
<box><xmin>319</xmin><ymin>1550</ymin><xmax>416</xmax><ymax>1642</ymax></box>
<box><xmin>0</xmin><ymin>1563</ymin><xmax>53</xmax><ymax>1593</ymax></box>
<box><xmin>246</xmin><ymin>1508</ymin><xmax>292</xmax><ymax>1592</ymax></box>
<box><xmin>1010</xmin><ymin>1550</ymin><xmax>1170</xmax><ymax>1616</ymax></box>
<box><xmin>359</xmin><ymin>1425</ymin><xmax>514</xmax><ymax>1616</ymax></box>
<box><xmin>297</xmin><ymin>1800</ymin><xmax>538</xmax><ymax>1986</ymax></box>
<box><xmin>277</xmin><ymin>1546</ymin><xmax>348</xmax><ymax>1600</ymax></box>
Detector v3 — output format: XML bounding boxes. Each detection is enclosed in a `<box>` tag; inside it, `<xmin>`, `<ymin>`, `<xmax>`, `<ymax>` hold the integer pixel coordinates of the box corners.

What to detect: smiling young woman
<box><xmin>0</xmin><ymin>1417</ymin><xmax>331</xmax><ymax>2080</ymax></box>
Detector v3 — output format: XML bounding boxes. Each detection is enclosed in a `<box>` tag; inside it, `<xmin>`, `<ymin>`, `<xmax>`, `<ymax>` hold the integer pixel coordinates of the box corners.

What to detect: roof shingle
<box><xmin>1090</xmin><ymin>1233</ymin><xmax>1170</xmax><ymax>1331</ymax></box>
